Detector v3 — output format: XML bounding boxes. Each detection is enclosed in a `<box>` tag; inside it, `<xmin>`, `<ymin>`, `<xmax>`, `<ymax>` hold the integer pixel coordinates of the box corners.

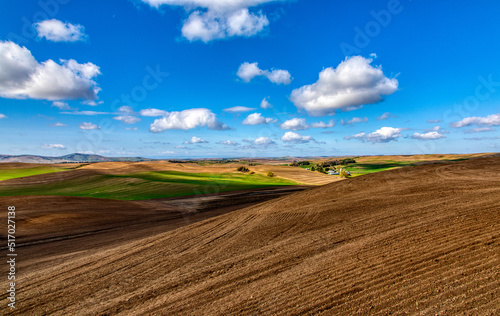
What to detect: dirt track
<box><xmin>2</xmin><ymin>158</ymin><xmax>500</xmax><ymax>315</ymax></box>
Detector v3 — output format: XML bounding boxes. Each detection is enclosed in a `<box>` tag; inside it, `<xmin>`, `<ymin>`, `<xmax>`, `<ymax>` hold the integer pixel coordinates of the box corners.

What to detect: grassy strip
<box><xmin>0</xmin><ymin>167</ymin><xmax>70</xmax><ymax>181</ymax></box>
<box><xmin>0</xmin><ymin>171</ymin><xmax>298</xmax><ymax>200</ymax></box>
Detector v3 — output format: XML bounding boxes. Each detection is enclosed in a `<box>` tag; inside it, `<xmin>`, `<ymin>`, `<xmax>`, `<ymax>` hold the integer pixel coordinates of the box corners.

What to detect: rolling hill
<box><xmin>0</xmin><ymin>153</ymin><xmax>153</xmax><ymax>163</ymax></box>
<box><xmin>6</xmin><ymin>157</ymin><xmax>499</xmax><ymax>315</ymax></box>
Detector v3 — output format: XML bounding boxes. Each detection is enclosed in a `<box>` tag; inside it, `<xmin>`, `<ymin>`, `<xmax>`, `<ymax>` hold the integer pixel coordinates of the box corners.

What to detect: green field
<box><xmin>341</xmin><ymin>161</ymin><xmax>416</xmax><ymax>176</ymax></box>
<box><xmin>0</xmin><ymin>166</ymin><xmax>71</xmax><ymax>181</ymax></box>
<box><xmin>0</xmin><ymin>170</ymin><xmax>299</xmax><ymax>200</ymax></box>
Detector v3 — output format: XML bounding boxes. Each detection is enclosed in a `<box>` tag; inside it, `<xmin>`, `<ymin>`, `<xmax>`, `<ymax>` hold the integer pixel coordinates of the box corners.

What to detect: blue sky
<box><xmin>0</xmin><ymin>0</ymin><xmax>499</xmax><ymax>158</ymax></box>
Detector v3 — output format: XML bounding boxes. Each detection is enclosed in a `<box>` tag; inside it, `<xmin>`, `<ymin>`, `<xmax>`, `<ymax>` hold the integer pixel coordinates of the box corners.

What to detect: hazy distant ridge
<box><xmin>0</xmin><ymin>153</ymin><xmax>154</xmax><ymax>163</ymax></box>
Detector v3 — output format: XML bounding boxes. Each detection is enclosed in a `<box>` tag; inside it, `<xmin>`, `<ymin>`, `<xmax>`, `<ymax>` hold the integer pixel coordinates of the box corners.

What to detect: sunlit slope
<box><xmin>0</xmin><ymin>163</ymin><xmax>78</xmax><ymax>181</ymax></box>
<box><xmin>13</xmin><ymin>157</ymin><xmax>500</xmax><ymax>315</ymax></box>
<box><xmin>0</xmin><ymin>169</ymin><xmax>298</xmax><ymax>200</ymax></box>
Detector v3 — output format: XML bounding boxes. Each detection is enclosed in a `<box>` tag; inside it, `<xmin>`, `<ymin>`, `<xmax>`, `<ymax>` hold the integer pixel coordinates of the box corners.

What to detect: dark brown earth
<box><xmin>1</xmin><ymin>158</ymin><xmax>499</xmax><ymax>315</ymax></box>
<box><xmin>0</xmin><ymin>186</ymin><xmax>308</xmax><ymax>273</ymax></box>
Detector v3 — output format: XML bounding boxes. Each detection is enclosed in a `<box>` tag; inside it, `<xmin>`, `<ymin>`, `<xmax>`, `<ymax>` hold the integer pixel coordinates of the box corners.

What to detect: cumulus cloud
<box><xmin>52</xmin><ymin>101</ymin><xmax>70</xmax><ymax>110</ymax></box>
<box><xmin>411</xmin><ymin>131</ymin><xmax>446</xmax><ymax>140</ymax></box>
<box><xmin>217</xmin><ymin>140</ymin><xmax>239</xmax><ymax>146</ymax></box>
<box><xmin>0</xmin><ymin>113</ymin><xmax>6</xmax><ymax>119</ymax></box>
<box><xmin>345</xmin><ymin>127</ymin><xmax>403</xmax><ymax>143</ymax></box>
<box><xmin>140</xmin><ymin>108</ymin><xmax>168</xmax><ymax>117</ymax></box>
<box><xmin>290</xmin><ymin>56</ymin><xmax>398</xmax><ymax>116</ymax></box>
<box><xmin>280</xmin><ymin>118</ymin><xmax>309</xmax><ymax>131</ymax></box>
<box><xmin>223</xmin><ymin>106</ymin><xmax>256</xmax><ymax>113</ymax></box>
<box><xmin>0</xmin><ymin>41</ymin><xmax>101</xmax><ymax>101</ymax></box>
<box><xmin>311</xmin><ymin>120</ymin><xmax>335</xmax><ymax>128</ymax></box>
<box><xmin>450</xmin><ymin>113</ymin><xmax>500</xmax><ymax>128</ymax></box>
<box><xmin>182</xmin><ymin>8</ymin><xmax>268</xmax><ymax>42</ymax></box>
<box><xmin>150</xmin><ymin>108</ymin><xmax>227</xmax><ymax>132</ymax></box>
<box><xmin>184</xmin><ymin>136</ymin><xmax>208</xmax><ymax>144</ymax></box>
<box><xmin>42</xmin><ymin>143</ymin><xmax>66</xmax><ymax>149</ymax></box>
<box><xmin>281</xmin><ymin>131</ymin><xmax>315</xmax><ymax>144</ymax></box>
<box><xmin>243</xmin><ymin>136</ymin><xmax>275</xmax><ymax>147</ymax></box>
<box><xmin>242</xmin><ymin>112</ymin><xmax>276</xmax><ymax>125</ymax></box>
<box><xmin>79</xmin><ymin>122</ymin><xmax>99</xmax><ymax>130</ymax></box>
<box><xmin>260</xmin><ymin>97</ymin><xmax>272</xmax><ymax>109</ymax></box>
<box><xmin>341</xmin><ymin>117</ymin><xmax>368</xmax><ymax>126</ymax></box>
<box><xmin>280</xmin><ymin>118</ymin><xmax>335</xmax><ymax>130</ymax></box>
<box><xmin>35</xmin><ymin>19</ymin><xmax>87</xmax><ymax>42</ymax></box>
<box><xmin>141</xmin><ymin>0</ymin><xmax>278</xmax><ymax>42</ymax></box>
<box><xmin>237</xmin><ymin>62</ymin><xmax>292</xmax><ymax>84</ymax></box>
<box><xmin>377</xmin><ymin>112</ymin><xmax>396</xmax><ymax>120</ymax></box>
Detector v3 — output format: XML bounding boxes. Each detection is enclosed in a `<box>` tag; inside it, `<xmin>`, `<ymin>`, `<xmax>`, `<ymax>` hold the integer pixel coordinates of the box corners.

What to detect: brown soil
<box><xmin>2</xmin><ymin>158</ymin><xmax>499</xmax><ymax>315</ymax></box>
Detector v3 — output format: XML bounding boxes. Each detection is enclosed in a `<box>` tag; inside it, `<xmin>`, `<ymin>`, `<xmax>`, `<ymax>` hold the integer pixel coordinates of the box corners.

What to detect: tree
<box><xmin>237</xmin><ymin>166</ymin><xmax>249</xmax><ymax>172</ymax></box>
<box><xmin>340</xmin><ymin>169</ymin><xmax>351</xmax><ymax>178</ymax></box>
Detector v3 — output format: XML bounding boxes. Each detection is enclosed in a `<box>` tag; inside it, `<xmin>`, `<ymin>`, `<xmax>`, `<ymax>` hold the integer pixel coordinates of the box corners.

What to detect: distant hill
<box><xmin>0</xmin><ymin>153</ymin><xmax>154</xmax><ymax>163</ymax></box>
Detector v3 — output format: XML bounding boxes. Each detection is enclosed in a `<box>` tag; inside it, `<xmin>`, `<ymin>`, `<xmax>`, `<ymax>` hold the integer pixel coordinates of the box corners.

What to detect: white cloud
<box><xmin>142</xmin><ymin>0</ymin><xmax>277</xmax><ymax>42</ymax></box>
<box><xmin>311</xmin><ymin>120</ymin><xmax>335</xmax><ymax>128</ymax></box>
<box><xmin>114</xmin><ymin>106</ymin><xmax>140</xmax><ymax>124</ymax></box>
<box><xmin>345</xmin><ymin>127</ymin><xmax>403</xmax><ymax>143</ymax></box>
<box><xmin>281</xmin><ymin>131</ymin><xmax>314</xmax><ymax>144</ymax></box>
<box><xmin>242</xmin><ymin>112</ymin><xmax>276</xmax><ymax>125</ymax></box>
<box><xmin>114</xmin><ymin>115</ymin><xmax>141</xmax><ymax>124</ymax></box>
<box><xmin>61</xmin><ymin>110</ymin><xmax>109</xmax><ymax>115</ymax></box>
<box><xmin>223</xmin><ymin>106</ymin><xmax>256</xmax><ymax>113</ymax></box>
<box><xmin>79</xmin><ymin>122</ymin><xmax>100</xmax><ymax>130</ymax></box>
<box><xmin>52</xmin><ymin>101</ymin><xmax>70</xmax><ymax>110</ymax></box>
<box><xmin>377</xmin><ymin>112</ymin><xmax>396</xmax><ymax>120</ymax></box>
<box><xmin>217</xmin><ymin>140</ymin><xmax>239</xmax><ymax>146</ymax></box>
<box><xmin>161</xmin><ymin>151</ymin><xmax>175</xmax><ymax>154</ymax></box>
<box><xmin>182</xmin><ymin>8</ymin><xmax>268</xmax><ymax>42</ymax></box>
<box><xmin>35</xmin><ymin>19</ymin><xmax>87</xmax><ymax>42</ymax></box>
<box><xmin>412</xmin><ymin>131</ymin><xmax>446</xmax><ymax>140</ymax></box>
<box><xmin>125</xmin><ymin>127</ymin><xmax>138</xmax><ymax>131</ymax></box>
<box><xmin>42</xmin><ymin>143</ymin><xmax>66</xmax><ymax>149</ymax></box>
<box><xmin>81</xmin><ymin>100</ymin><xmax>104</xmax><ymax>106</ymax></box>
<box><xmin>280</xmin><ymin>118</ymin><xmax>309</xmax><ymax>131</ymax></box>
<box><xmin>260</xmin><ymin>97</ymin><xmax>272</xmax><ymax>109</ymax></box>
<box><xmin>341</xmin><ymin>117</ymin><xmax>368</xmax><ymax>126</ymax></box>
<box><xmin>290</xmin><ymin>56</ymin><xmax>398</xmax><ymax>116</ymax></box>
<box><xmin>150</xmin><ymin>108</ymin><xmax>227</xmax><ymax>132</ymax></box>
<box><xmin>184</xmin><ymin>136</ymin><xmax>208</xmax><ymax>144</ymax></box>
<box><xmin>118</xmin><ymin>105</ymin><xmax>135</xmax><ymax>114</ymax></box>
<box><xmin>140</xmin><ymin>108</ymin><xmax>168</xmax><ymax>117</ymax></box>
<box><xmin>450</xmin><ymin>113</ymin><xmax>500</xmax><ymax>128</ymax></box>
<box><xmin>280</xmin><ymin>118</ymin><xmax>335</xmax><ymax>130</ymax></box>
<box><xmin>0</xmin><ymin>41</ymin><xmax>101</xmax><ymax>101</ymax></box>
<box><xmin>51</xmin><ymin>122</ymin><xmax>67</xmax><ymax>127</ymax></box>
<box><xmin>465</xmin><ymin>127</ymin><xmax>496</xmax><ymax>133</ymax></box>
<box><xmin>0</xmin><ymin>113</ymin><xmax>6</xmax><ymax>119</ymax></box>
<box><xmin>237</xmin><ymin>62</ymin><xmax>292</xmax><ymax>84</ymax></box>
<box><xmin>243</xmin><ymin>136</ymin><xmax>275</xmax><ymax>147</ymax></box>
